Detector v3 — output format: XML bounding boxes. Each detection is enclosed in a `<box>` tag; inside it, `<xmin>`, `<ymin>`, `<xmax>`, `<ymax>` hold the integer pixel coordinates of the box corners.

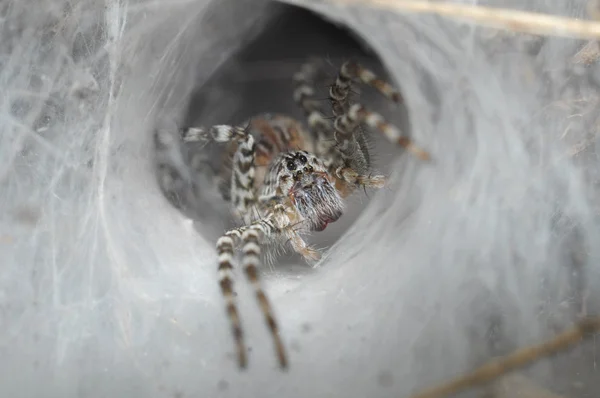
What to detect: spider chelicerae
<box><xmin>154</xmin><ymin>58</ymin><xmax>431</xmax><ymax>370</ymax></box>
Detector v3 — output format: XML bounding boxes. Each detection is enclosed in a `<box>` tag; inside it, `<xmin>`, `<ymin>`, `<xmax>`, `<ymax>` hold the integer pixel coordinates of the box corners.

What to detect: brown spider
<box><xmin>154</xmin><ymin>58</ymin><xmax>430</xmax><ymax>370</ymax></box>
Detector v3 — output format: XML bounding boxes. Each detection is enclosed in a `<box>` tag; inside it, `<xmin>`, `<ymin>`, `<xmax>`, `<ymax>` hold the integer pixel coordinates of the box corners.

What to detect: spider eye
<box><xmin>299</xmin><ymin>155</ymin><xmax>307</xmax><ymax>163</ymax></box>
<box><xmin>286</xmin><ymin>161</ymin><xmax>296</xmax><ymax>171</ymax></box>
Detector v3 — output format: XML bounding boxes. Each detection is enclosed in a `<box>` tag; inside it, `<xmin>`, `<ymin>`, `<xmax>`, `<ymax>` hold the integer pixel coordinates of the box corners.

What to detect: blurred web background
<box><xmin>1</xmin><ymin>0</ymin><xmax>600</xmax><ymax>397</ymax></box>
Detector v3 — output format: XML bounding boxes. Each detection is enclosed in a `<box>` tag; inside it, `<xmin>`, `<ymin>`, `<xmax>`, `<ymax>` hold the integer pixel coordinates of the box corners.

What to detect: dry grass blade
<box><xmin>406</xmin><ymin>317</ymin><xmax>600</xmax><ymax>398</ymax></box>
<box><xmin>327</xmin><ymin>0</ymin><xmax>600</xmax><ymax>40</ymax></box>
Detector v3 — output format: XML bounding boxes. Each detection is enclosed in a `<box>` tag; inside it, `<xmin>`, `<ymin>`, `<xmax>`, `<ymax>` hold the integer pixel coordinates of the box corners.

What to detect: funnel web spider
<box><xmin>155</xmin><ymin>58</ymin><xmax>430</xmax><ymax>370</ymax></box>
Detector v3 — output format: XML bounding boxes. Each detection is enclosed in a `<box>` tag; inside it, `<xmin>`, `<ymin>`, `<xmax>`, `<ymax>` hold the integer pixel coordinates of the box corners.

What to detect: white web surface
<box><xmin>1</xmin><ymin>0</ymin><xmax>600</xmax><ymax>397</ymax></box>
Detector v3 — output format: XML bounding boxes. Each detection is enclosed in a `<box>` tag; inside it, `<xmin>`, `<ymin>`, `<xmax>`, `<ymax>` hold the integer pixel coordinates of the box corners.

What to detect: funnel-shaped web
<box><xmin>1</xmin><ymin>1</ymin><xmax>599</xmax><ymax>397</ymax></box>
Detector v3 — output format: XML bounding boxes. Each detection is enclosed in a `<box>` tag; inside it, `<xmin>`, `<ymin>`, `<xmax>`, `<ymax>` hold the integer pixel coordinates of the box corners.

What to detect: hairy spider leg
<box><xmin>335</xmin><ymin>103</ymin><xmax>430</xmax><ymax>161</ymax></box>
<box><xmin>182</xmin><ymin>119</ymin><xmax>321</xmax><ymax>369</ymax></box>
<box><xmin>292</xmin><ymin>58</ymin><xmax>335</xmax><ymax>161</ymax></box>
<box><xmin>181</xmin><ymin>124</ymin><xmax>257</xmax><ymax>224</ymax></box>
<box><xmin>330</xmin><ymin>60</ymin><xmax>430</xmax><ymax>161</ymax></box>
<box><xmin>216</xmin><ymin>203</ymin><xmax>311</xmax><ymax>369</ymax></box>
<box><xmin>293</xmin><ymin>59</ymin><xmax>373</xmax><ymax>196</ymax></box>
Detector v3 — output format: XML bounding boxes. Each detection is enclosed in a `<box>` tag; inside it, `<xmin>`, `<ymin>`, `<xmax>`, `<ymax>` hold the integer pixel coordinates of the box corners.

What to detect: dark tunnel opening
<box><xmin>177</xmin><ymin>3</ymin><xmax>412</xmax><ymax>257</ymax></box>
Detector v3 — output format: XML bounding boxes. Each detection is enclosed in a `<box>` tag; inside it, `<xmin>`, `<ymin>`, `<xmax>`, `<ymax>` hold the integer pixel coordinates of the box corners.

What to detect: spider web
<box><xmin>1</xmin><ymin>0</ymin><xmax>600</xmax><ymax>397</ymax></box>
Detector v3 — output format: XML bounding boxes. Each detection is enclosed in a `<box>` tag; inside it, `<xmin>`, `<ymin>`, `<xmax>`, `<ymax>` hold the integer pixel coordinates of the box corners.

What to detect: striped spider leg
<box><xmin>181</xmin><ymin>124</ymin><xmax>288</xmax><ymax>369</ymax></box>
<box><xmin>329</xmin><ymin>60</ymin><xmax>430</xmax><ymax>161</ymax></box>
<box><xmin>180</xmin><ymin>121</ymin><xmax>343</xmax><ymax>370</ymax></box>
<box><xmin>293</xmin><ymin>58</ymin><xmax>430</xmax><ymax>199</ymax></box>
<box><xmin>215</xmin><ymin>204</ymin><xmax>298</xmax><ymax>370</ymax></box>
<box><xmin>181</xmin><ymin>124</ymin><xmax>257</xmax><ymax>225</ymax></box>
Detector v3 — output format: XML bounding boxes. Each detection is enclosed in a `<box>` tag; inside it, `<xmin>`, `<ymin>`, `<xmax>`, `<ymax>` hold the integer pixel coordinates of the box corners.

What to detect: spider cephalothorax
<box><xmin>154</xmin><ymin>58</ymin><xmax>431</xmax><ymax>370</ymax></box>
<box><xmin>268</xmin><ymin>150</ymin><xmax>344</xmax><ymax>232</ymax></box>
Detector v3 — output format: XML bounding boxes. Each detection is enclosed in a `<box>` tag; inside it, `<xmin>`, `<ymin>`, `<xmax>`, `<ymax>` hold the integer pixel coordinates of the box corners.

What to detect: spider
<box><xmin>154</xmin><ymin>58</ymin><xmax>430</xmax><ymax>370</ymax></box>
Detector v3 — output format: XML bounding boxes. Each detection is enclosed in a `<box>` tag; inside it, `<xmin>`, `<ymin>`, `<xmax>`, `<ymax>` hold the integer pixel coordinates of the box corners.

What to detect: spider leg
<box><xmin>260</xmin><ymin>196</ymin><xmax>322</xmax><ymax>261</ymax></box>
<box><xmin>331</xmin><ymin>61</ymin><xmax>402</xmax><ymax>110</ymax></box>
<box><xmin>292</xmin><ymin>59</ymin><xmax>334</xmax><ymax>158</ymax></box>
<box><xmin>278</xmin><ymin>219</ymin><xmax>321</xmax><ymax>263</ymax></box>
<box><xmin>334</xmin><ymin>166</ymin><xmax>386</xmax><ymax>190</ymax></box>
<box><xmin>329</xmin><ymin>61</ymin><xmax>430</xmax><ymax>161</ymax></box>
<box><xmin>181</xmin><ymin>124</ymin><xmax>257</xmax><ymax>224</ymax></box>
<box><xmin>335</xmin><ymin>103</ymin><xmax>430</xmax><ymax>160</ymax></box>
<box><xmin>216</xmin><ymin>231</ymin><xmax>248</xmax><ymax>368</ymax></box>
<box><xmin>285</xmin><ymin>229</ymin><xmax>321</xmax><ymax>263</ymax></box>
<box><xmin>318</xmin><ymin>113</ymin><xmax>383</xmax><ymax>191</ymax></box>
<box><xmin>217</xmin><ymin>208</ymin><xmax>295</xmax><ymax>369</ymax></box>
<box><xmin>239</xmin><ymin>224</ymin><xmax>288</xmax><ymax>369</ymax></box>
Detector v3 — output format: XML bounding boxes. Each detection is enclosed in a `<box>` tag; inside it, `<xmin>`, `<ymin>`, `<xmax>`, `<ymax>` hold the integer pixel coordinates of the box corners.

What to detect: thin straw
<box><xmin>328</xmin><ymin>0</ymin><xmax>600</xmax><ymax>40</ymax></box>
